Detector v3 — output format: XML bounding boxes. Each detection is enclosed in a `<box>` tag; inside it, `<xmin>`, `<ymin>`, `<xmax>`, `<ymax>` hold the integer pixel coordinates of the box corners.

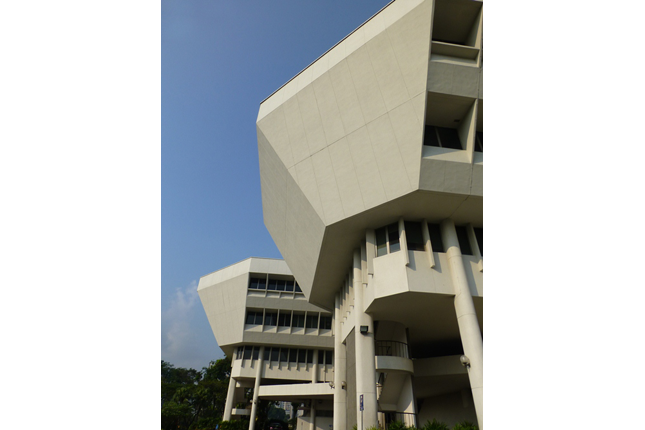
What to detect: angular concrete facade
<box><xmin>201</xmin><ymin>1</ymin><xmax>484</xmax><ymax>429</ymax></box>
<box><xmin>257</xmin><ymin>0</ymin><xmax>482</xmax><ymax>309</ymax></box>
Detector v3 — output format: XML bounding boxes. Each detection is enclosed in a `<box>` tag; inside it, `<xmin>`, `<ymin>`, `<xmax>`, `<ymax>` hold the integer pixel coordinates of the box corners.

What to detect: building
<box><xmin>199</xmin><ymin>0</ymin><xmax>483</xmax><ymax>428</ymax></box>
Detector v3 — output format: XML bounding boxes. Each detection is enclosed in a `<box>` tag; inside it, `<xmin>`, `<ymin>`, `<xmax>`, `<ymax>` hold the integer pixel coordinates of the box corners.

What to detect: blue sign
<box><xmin>360</xmin><ymin>394</ymin><xmax>364</xmax><ymax>411</ymax></box>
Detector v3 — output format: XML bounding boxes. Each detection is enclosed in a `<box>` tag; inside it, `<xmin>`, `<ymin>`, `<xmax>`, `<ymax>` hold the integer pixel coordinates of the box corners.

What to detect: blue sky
<box><xmin>161</xmin><ymin>0</ymin><xmax>392</xmax><ymax>370</ymax></box>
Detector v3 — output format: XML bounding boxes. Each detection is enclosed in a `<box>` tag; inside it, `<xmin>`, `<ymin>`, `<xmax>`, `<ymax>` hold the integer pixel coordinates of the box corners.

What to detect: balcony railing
<box><xmin>375</xmin><ymin>341</ymin><xmax>409</xmax><ymax>359</ymax></box>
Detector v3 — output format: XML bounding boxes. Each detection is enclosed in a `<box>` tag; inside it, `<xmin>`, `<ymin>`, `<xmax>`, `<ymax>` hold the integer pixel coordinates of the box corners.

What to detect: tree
<box><xmin>161</xmin><ymin>358</ymin><xmax>232</xmax><ymax>430</ymax></box>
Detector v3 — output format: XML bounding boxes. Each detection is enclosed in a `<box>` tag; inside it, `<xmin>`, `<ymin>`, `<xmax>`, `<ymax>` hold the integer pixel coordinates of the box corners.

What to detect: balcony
<box><xmin>375</xmin><ymin>341</ymin><xmax>413</xmax><ymax>374</ymax></box>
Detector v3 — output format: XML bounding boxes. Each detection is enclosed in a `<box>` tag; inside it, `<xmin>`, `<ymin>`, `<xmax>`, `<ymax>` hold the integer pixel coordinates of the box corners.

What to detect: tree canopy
<box><xmin>161</xmin><ymin>358</ymin><xmax>231</xmax><ymax>430</ymax></box>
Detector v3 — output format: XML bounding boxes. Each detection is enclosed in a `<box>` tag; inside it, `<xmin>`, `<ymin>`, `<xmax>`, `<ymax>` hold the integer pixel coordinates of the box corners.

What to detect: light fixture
<box><xmin>460</xmin><ymin>355</ymin><xmax>471</xmax><ymax>369</ymax></box>
<box><xmin>360</xmin><ymin>325</ymin><xmax>369</xmax><ymax>334</ymax></box>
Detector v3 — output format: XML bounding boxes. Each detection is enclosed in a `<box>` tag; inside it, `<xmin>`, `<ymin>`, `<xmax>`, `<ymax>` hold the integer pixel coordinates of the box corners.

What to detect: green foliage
<box><xmin>387</xmin><ymin>421</ymin><xmax>408</xmax><ymax>430</ymax></box>
<box><xmin>220</xmin><ymin>420</ymin><xmax>249</xmax><ymax>430</ymax></box>
<box><xmin>161</xmin><ymin>358</ymin><xmax>233</xmax><ymax>430</ymax></box>
<box><xmin>422</xmin><ymin>419</ymin><xmax>449</xmax><ymax>430</ymax></box>
<box><xmin>451</xmin><ymin>422</ymin><xmax>477</xmax><ymax>430</ymax></box>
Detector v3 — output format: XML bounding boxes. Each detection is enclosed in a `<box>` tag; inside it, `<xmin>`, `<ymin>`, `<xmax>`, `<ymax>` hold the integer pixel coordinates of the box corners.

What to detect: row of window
<box><xmin>423</xmin><ymin>125</ymin><xmax>483</xmax><ymax>152</ymax></box>
<box><xmin>245</xmin><ymin>309</ymin><xmax>332</xmax><ymax>330</ymax></box>
<box><xmin>235</xmin><ymin>345</ymin><xmax>333</xmax><ymax>366</ymax></box>
<box><xmin>375</xmin><ymin>221</ymin><xmax>482</xmax><ymax>257</ymax></box>
<box><xmin>249</xmin><ymin>277</ymin><xmax>303</xmax><ymax>293</ymax></box>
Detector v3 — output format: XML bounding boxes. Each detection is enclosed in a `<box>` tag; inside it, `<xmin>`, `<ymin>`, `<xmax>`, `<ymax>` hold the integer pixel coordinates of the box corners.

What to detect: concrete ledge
<box><xmin>257</xmin><ymin>382</ymin><xmax>334</xmax><ymax>398</ymax></box>
<box><xmin>375</xmin><ymin>355</ymin><xmax>414</xmax><ymax>373</ymax></box>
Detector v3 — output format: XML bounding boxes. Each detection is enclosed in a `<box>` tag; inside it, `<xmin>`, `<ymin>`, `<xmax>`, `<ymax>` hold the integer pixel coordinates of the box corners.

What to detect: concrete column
<box><xmin>312</xmin><ymin>348</ymin><xmax>319</xmax><ymax>383</ymax></box>
<box><xmin>440</xmin><ymin>220</ymin><xmax>483</xmax><ymax>429</ymax></box>
<box><xmin>352</xmin><ymin>249</ymin><xmax>378</xmax><ymax>430</ymax></box>
<box><xmin>310</xmin><ymin>399</ymin><xmax>316</xmax><ymax>430</ymax></box>
<box><xmin>249</xmin><ymin>346</ymin><xmax>265</xmax><ymax>430</ymax></box>
<box><xmin>223</xmin><ymin>373</ymin><xmax>237</xmax><ymax>421</ymax></box>
<box><xmin>333</xmin><ymin>293</ymin><xmax>347</xmax><ymax>430</ymax></box>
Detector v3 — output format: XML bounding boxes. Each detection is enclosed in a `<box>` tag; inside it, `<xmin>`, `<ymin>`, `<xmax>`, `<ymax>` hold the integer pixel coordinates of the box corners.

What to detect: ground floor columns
<box><xmin>310</xmin><ymin>399</ymin><xmax>316</xmax><ymax>430</ymax></box>
<box><xmin>352</xmin><ymin>249</ymin><xmax>378</xmax><ymax>430</ymax></box>
<box><xmin>249</xmin><ymin>346</ymin><xmax>265</xmax><ymax>430</ymax></box>
<box><xmin>333</xmin><ymin>293</ymin><xmax>347</xmax><ymax>430</ymax></box>
<box><xmin>223</xmin><ymin>373</ymin><xmax>237</xmax><ymax>421</ymax></box>
<box><xmin>440</xmin><ymin>220</ymin><xmax>483</xmax><ymax>429</ymax></box>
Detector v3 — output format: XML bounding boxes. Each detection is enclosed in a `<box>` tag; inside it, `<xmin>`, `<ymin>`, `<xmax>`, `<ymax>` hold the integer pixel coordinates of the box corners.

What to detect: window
<box><xmin>375</xmin><ymin>222</ymin><xmax>400</xmax><ymax>256</ymax></box>
<box><xmin>289</xmin><ymin>348</ymin><xmax>298</xmax><ymax>363</ymax></box>
<box><xmin>455</xmin><ymin>226</ymin><xmax>473</xmax><ymax>255</ymax></box>
<box><xmin>405</xmin><ymin>221</ymin><xmax>425</xmax><ymax>251</ymax></box>
<box><xmin>270</xmin><ymin>347</ymin><xmax>279</xmax><ymax>362</ymax></box>
<box><xmin>263</xmin><ymin>347</ymin><xmax>270</xmax><ymax>361</ymax></box>
<box><xmin>298</xmin><ymin>349</ymin><xmax>306</xmax><ymax>363</ymax></box>
<box><xmin>475</xmin><ymin>131</ymin><xmax>483</xmax><ymax>152</ymax></box>
<box><xmin>278</xmin><ymin>311</ymin><xmax>291</xmax><ymax>327</ymax></box>
<box><xmin>318</xmin><ymin>350</ymin><xmax>324</xmax><ymax>365</ymax></box>
<box><xmin>267</xmin><ymin>279</ymin><xmax>278</xmax><ymax>291</ymax></box>
<box><xmin>306</xmin><ymin>313</ymin><xmax>319</xmax><ymax>329</ymax></box>
<box><xmin>246</xmin><ymin>311</ymin><xmax>263</xmax><ymax>325</ymax></box>
<box><xmin>264</xmin><ymin>311</ymin><xmax>277</xmax><ymax>326</ymax></box>
<box><xmin>388</xmin><ymin>223</ymin><xmax>400</xmax><ymax>252</ymax></box>
<box><xmin>236</xmin><ymin>347</ymin><xmax>243</xmax><ymax>360</ymax></box>
<box><xmin>427</xmin><ymin>223</ymin><xmax>444</xmax><ymax>253</ymax></box>
<box><xmin>280</xmin><ymin>348</ymin><xmax>288</xmax><ymax>362</ymax></box>
<box><xmin>295</xmin><ymin>282</ymin><xmax>302</xmax><ymax>293</ymax></box>
<box><xmin>306</xmin><ymin>349</ymin><xmax>314</xmax><ymax>364</ymax></box>
<box><xmin>252</xmin><ymin>347</ymin><xmax>260</xmax><ymax>360</ymax></box>
<box><xmin>325</xmin><ymin>350</ymin><xmax>333</xmax><ymax>366</ymax></box>
<box><xmin>292</xmin><ymin>312</ymin><xmax>305</xmax><ymax>328</ymax></box>
<box><xmin>319</xmin><ymin>315</ymin><xmax>332</xmax><ymax>330</ymax></box>
<box><xmin>249</xmin><ymin>277</ymin><xmax>267</xmax><ymax>290</ymax></box>
<box><xmin>285</xmin><ymin>281</ymin><xmax>294</xmax><ymax>292</ymax></box>
<box><xmin>243</xmin><ymin>346</ymin><xmax>253</xmax><ymax>360</ymax></box>
<box><xmin>376</xmin><ymin>227</ymin><xmax>387</xmax><ymax>257</ymax></box>
<box><xmin>474</xmin><ymin>227</ymin><xmax>483</xmax><ymax>256</ymax></box>
<box><xmin>424</xmin><ymin>125</ymin><xmax>463</xmax><ymax>150</ymax></box>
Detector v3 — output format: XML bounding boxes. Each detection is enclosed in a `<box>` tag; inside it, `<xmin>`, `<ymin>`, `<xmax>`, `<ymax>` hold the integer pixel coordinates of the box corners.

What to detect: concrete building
<box><xmin>200</xmin><ymin>0</ymin><xmax>483</xmax><ymax>428</ymax></box>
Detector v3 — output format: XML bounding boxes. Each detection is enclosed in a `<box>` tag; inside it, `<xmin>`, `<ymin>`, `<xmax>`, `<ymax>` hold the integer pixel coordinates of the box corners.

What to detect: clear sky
<box><xmin>161</xmin><ymin>0</ymin><xmax>392</xmax><ymax>370</ymax></box>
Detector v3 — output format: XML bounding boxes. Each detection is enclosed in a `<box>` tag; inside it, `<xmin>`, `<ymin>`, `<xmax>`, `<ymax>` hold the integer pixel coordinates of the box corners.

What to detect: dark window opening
<box><xmin>306</xmin><ymin>349</ymin><xmax>314</xmax><ymax>364</ymax></box>
<box><xmin>294</xmin><ymin>282</ymin><xmax>302</xmax><ymax>293</ymax></box>
<box><xmin>424</xmin><ymin>125</ymin><xmax>463</xmax><ymax>150</ymax></box>
<box><xmin>325</xmin><ymin>350</ymin><xmax>333</xmax><ymax>366</ymax></box>
<box><xmin>276</xmin><ymin>280</ymin><xmax>285</xmax><ymax>291</ymax></box>
<box><xmin>249</xmin><ymin>277</ymin><xmax>267</xmax><ymax>290</ymax></box>
<box><xmin>319</xmin><ymin>315</ymin><xmax>332</xmax><ymax>330</ymax></box>
<box><xmin>285</xmin><ymin>281</ymin><xmax>294</xmax><ymax>292</ymax></box>
<box><xmin>306</xmin><ymin>313</ymin><xmax>319</xmax><ymax>329</ymax></box>
<box><xmin>474</xmin><ymin>227</ymin><xmax>483</xmax><ymax>256</ymax></box>
<box><xmin>263</xmin><ymin>347</ymin><xmax>270</xmax><ymax>361</ymax></box>
<box><xmin>455</xmin><ymin>226</ymin><xmax>473</xmax><ymax>255</ymax></box>
<box><xmin>298</xmin><ymin>349</ymin><xmax>306</xmax><ymax>363</ymax></box>
<box><xmin>236</xmin><ymin>347</ymin><xmax>243</xmax><ymax>360</ymax></box>
<box><xmin>387</xmin><ymin>223</ymin><xmax>400</xmax><ymax>252</ymax></box>
<box><xmin>278</xmin><ymin>311</ymin><xmax>291</xmax><ymax>327</ymax></box>
<box><xmin>270</xmin><ymin>348</ymin><xmax>279</xmax><ymax>362</ymax></box>
<box><xmin>292</xmin><ymin>313</ymin><xmax>305</xmax><ymax>328</ymax></box>
<box><xmin>318</xmin><ymin>350</ymin><xmax>324</xmax><ymax>365</ymax></box>
<box><xmin>475</xmin><ymin>131</ymin><xmax>483</xmax><ymax>152</ymax></box>
<box><xmin>280</xmin><ymin>348</ymin><xmax>288</xmax><ymax>362</ymax></box>
<box><xmin>405</xmin><ymin>221</ymin><xmax>425</xmax><ymax>251</ymax></box>
<box><xmin>267</xmin><ymin>279</ymin><xmax>278</xmax><ymax>290</ymax></box>
<box><xmin>375</xmin><ymin>227</ymin><xmax>387</xmax><ymax>257</ymax></box>
<box><xmin>243</xmin><ymin>346</ymin><xmax>252</xmax><ymax>360</ymax></box>
<box><xmin>289</xmin><ymin>348</ymin><xmax>298</xmax><ymax>363</ymax></box>
<box><xmin>246</xmin><ymin>311</ymin><xmax>263</xmax><ymax>325</ymax></box>
<box><xmin>427</xmin><ymin>223</ymin><xmax>444</xmax><ymax>253</ymax></box>
<box><xmin>264</xmin><ymin>312</ymin><xmax>277</xmax><ymax>326</ymax></box>
<box><xmin>252</xmin><ymin>347</ymin><xmax>259</xmax><ymax>360</ymax></box>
